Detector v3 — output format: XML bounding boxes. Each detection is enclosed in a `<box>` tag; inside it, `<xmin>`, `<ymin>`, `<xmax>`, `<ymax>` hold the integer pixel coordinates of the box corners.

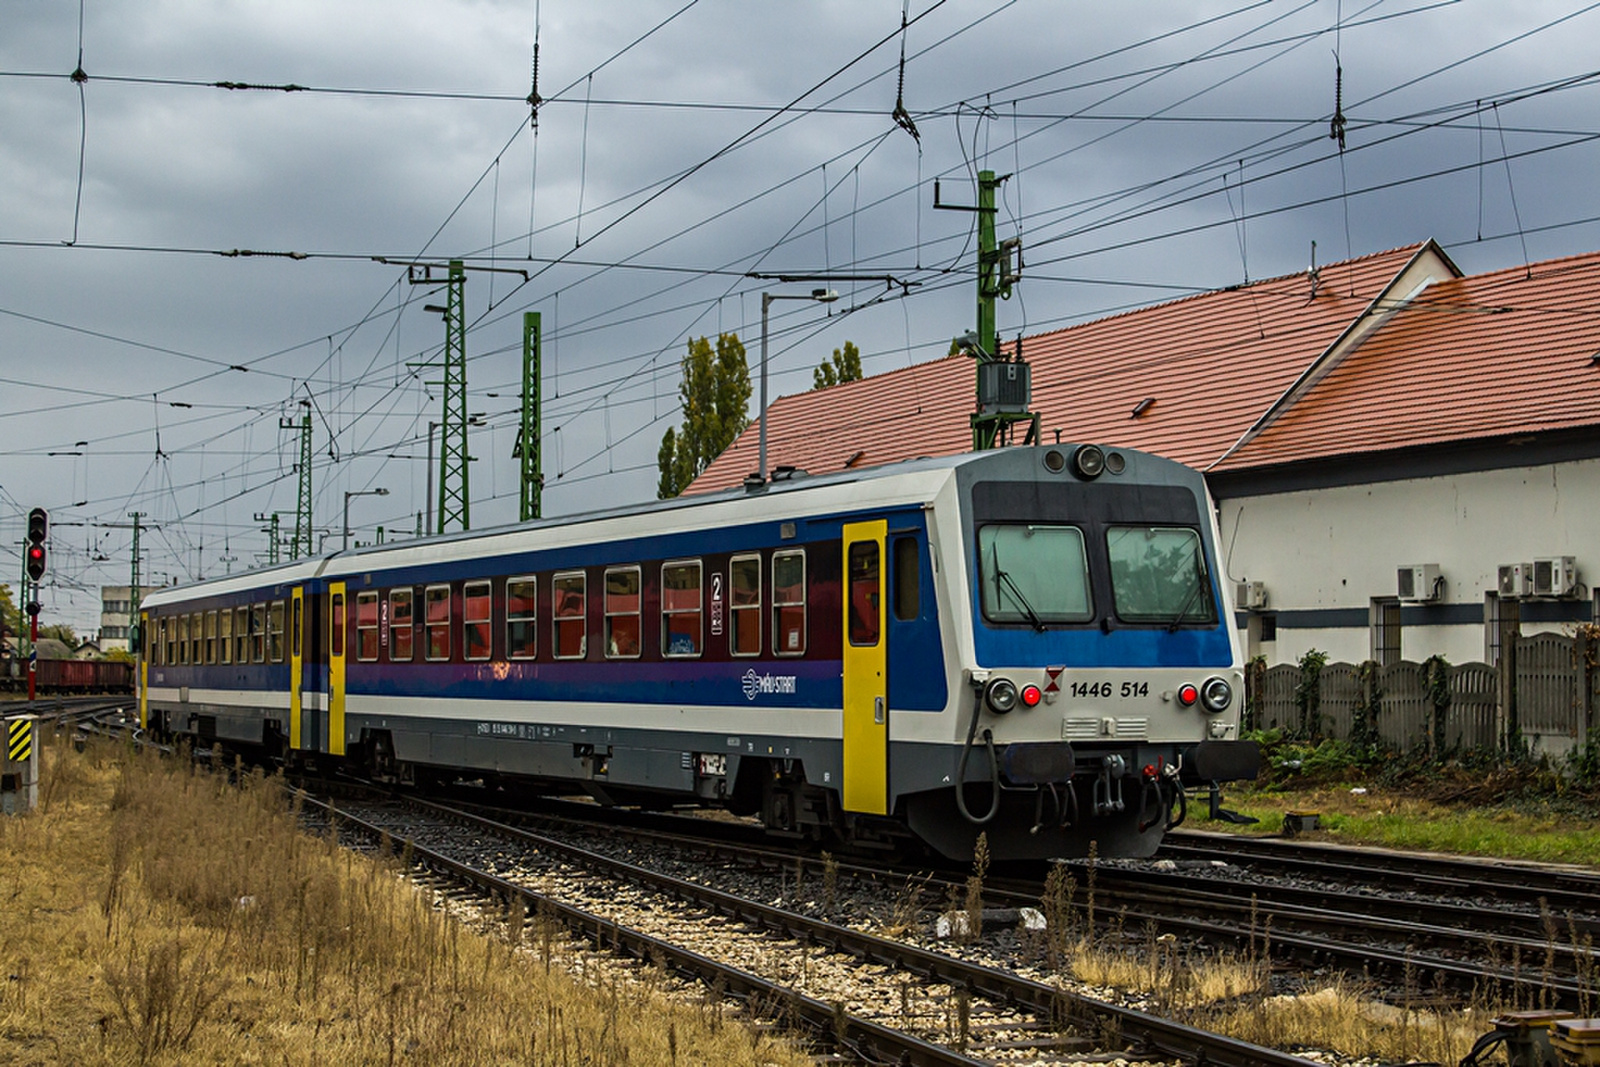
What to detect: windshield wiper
<box><xmin>992</xmin><ymin>546</ymin><xmax>1046</xmax><ymax>633</ymax></box>
<box><xmin>1166</xmin><ymin>548</ymin><xmax>1208</xmax><ymax>632</ymax></box>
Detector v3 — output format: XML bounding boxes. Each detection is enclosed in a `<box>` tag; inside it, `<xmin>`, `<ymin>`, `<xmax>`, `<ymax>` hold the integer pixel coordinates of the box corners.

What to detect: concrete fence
<box><xmin>1246</xmin><ymin>631</ymin><xmax>1598</xmax><ymax>762</ymax></box>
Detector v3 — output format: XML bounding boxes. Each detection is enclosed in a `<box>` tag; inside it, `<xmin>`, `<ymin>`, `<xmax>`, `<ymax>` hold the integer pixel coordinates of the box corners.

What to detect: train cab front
<box><xmin>906</xmin><ymin>445</ymin><xmax>1261</xmax><ymax>862</ymax></box>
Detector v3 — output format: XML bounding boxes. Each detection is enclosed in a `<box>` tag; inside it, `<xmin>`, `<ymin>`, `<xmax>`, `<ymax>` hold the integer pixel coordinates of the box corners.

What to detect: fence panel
<box><xmin>1378</xmin><ymin>661</ymin><xmax>1428</xmax><ymax>752</ymax></box>
<box><xmin>1448</xmin><ymin>662</ymin><xmax>1499</xmax><ymax>751</ymax></box>
<box><xmin>1318</xmin><ymin>663</ymin><xmax>1361</xmax><ymax>742</ymax></box>
<box><xmin>1254</xmin><ymin>664</ymin><xmax>1301</xmax><ymax>734</ymax></box>
<box><xmin>1516</xmin><ymin>634</ymin><xmax>1580</xmax><ymax>760</ymax></box>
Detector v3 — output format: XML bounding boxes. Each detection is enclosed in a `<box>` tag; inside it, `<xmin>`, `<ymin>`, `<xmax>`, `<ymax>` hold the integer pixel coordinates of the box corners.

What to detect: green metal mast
<box><xmin>936</xmin><ymin>169</ymin><xmax>1037</xmax><ymax>451</ymax></box>
<box><xmin>517</xmin><ymin>311</ymin><xmax>542</xmax><ymax>522</ymax></box>
<box><xmin>437</xmin><ymin>259</ymin><xmax>470</xmax><ymax>533</ymax></box>
<box><xmin>281</xmin><ymin>402</ymin><xmax>312</xmax><ymax>558</ymax></box>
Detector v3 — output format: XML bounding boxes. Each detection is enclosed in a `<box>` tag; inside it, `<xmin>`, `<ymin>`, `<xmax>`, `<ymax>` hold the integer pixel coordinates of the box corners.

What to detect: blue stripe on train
<box><xmin>346</xmin><ymin>658</ymin><xmax>848</xmax><ymax>709</ymax></box>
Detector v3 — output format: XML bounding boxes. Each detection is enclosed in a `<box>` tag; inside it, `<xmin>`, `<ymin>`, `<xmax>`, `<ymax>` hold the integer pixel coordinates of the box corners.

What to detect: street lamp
<box><xmin>759</xmin><ymin>288</ymin><xmax>839</xmax><ymax>483</ymax></box>
<box><xmin>343</xmin><ymin>488</ymin><xmax>389</xmax><ymax>550</ymax></box>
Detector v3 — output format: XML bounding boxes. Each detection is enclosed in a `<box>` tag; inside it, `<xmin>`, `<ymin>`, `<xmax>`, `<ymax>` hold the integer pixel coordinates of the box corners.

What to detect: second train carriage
<box><xmin>138</xmin><ymin>445</ymin><xmax>1259</xmax><ymax>860</ymax></box>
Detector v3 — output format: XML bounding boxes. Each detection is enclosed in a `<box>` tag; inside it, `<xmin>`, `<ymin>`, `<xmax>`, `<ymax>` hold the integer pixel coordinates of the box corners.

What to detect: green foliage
<box><xmin>40</xmin><ymin>622</ymin><xmax>79</xmax><ymax>646</ymax></box>
<box><xmin>657</xmin><ymin>333</ymin><xmax>751</xmax><ymax>499</ymax></box>
<box><xmin>1249</xmin><ymin>730</ymin><xmax>1372</xmax><ymax>785</ymax></box>
<box><xmin>1420</xmin><ymin>654</ymin><xmax>1452</xmax><ymax>755</ymax></box>
<box><xmin>812</xmin><ymin>340</ymin><xmax>862</xmax><ymax>390</ymax></box>
<box><xmin>1293</xmin><ymin>648</ymin><xmax>1328</xmax><ymax>741</ymax></box>
<box><xmin>0</xmin><ymin>583</ymin><xmax>16</xmax><ymax>642</ymax></box>
<box><xmin>1351</xmin><ymin>660</ymin><xmax>1383</xmax><ymax>754</ymax></box>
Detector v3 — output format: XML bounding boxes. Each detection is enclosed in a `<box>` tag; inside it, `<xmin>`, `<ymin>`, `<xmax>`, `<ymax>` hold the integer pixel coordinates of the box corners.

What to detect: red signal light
<box><xmin>26</xmin><ymin>543</ymin><xmax>46</xmax><ymax>581</ymax></box>
<box><xmin>1020</xmin><ymin>684</ymin><xmax>1043</xmax><ymax>708</ymax></box>
<box><xmin>1177</xmin><ymin>683</ymin><xmax>1199</xmax><ymax>707</ymax></box>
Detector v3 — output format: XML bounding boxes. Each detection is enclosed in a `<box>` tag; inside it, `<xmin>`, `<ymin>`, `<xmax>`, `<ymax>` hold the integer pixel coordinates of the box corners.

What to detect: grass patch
<box><xmin>0</xmin><ymin>734</ymin><xmax>809</xmax><ymax>1066</ymax></box>
<box><xmin>1204</xmin><ymin>784</ymin><xmax>1600</xmax><ymax>865</ymax></box>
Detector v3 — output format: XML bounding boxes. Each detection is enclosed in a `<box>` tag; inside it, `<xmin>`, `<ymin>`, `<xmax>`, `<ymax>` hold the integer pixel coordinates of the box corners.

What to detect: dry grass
<box><xmin>1196</xmin><ymin>979</ymin><xmax>1494</xmax><ymax>1063</ymax></box>
<box><xmin>0</xmin><ymin>735</ymin><xmax>809</xmax><ymax>1066</ymax></box>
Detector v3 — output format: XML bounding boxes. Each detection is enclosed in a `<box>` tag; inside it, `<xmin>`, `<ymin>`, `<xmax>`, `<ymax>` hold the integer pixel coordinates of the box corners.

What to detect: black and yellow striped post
<box><xmin>2</xmin><ymin>715</ymin><xmax>39</xmax><ymax>814</ymax></box>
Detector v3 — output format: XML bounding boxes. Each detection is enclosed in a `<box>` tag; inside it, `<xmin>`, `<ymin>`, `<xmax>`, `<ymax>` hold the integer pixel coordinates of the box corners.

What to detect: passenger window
<box><xmin>330</xmin><ymin>594</ymin><xmax>345</xmax><ymax>657</ymax></box>
<box><xmin>218</xmin><ymin>607</ymin><xmax>232</xmax><ymax>665</ymax></box>
<box><xmin>661</xmin><ymin>561</ymin><xmax>702</xmax><ymax>658</ymax></box>
<box><xmin>507</xmin><ymin>577</ymin><xmax>537</xmax><ymax>659</ymax></box>
<box><xmin>425</xmin><ymin>585</ymin><xmax>451</xmax><ymax>661</ymax></box>
<box><xmin>204</xmin><ymin>610</ymin><xmax>218</xmax><ymax>664</ymax></box>
<box><xmin>604</xmin><ymin>566</ymin><xmax>642</xmax><ymax>659</ymax></box>
<box><xmin>251</xmin><ymin>604</ymin><xmax>266</xmax><ymax>663</ymax></box>
<box><xmin>234</xmin><ymin>607</ymin><xmax>248</xmax><ymax>664</ymax></box>
<box><xmin>729</xmin><ymin>554</ymin><xmax>761</xmax><ymax>656</ymax></box>
<box><xmin>848</xmin><ymin>542</ymin><xmax>881</xmax><ymax>646</ymax></box>
<box><xmin>356</xmin><ymin>592</ymin><xmax>379</xmax><ymax>661</ymax></box>
<box><xmin>893</xmin><ymin>537</ymin><xmax>920</xmax><ymax>621</ymax></box>
<box><xmin>389</xmin><ymin>589</ymin><xmax>414</xmax><ymax>662</ymax></box>
<box><xmin>464</xmin><ymin>580</ymin><xmax>492</xmax><ymax>661</ymax></box>
<box><xmin>553</xmin><ymin>572</ymin><xmax>586</xmax><ymax>659</ymax></box>
<box><xmin>292</xmin><ymin>597</ymin><xmax>302</xmax><ymax>659</ymax></box>
<box><xmin>189</xmin><ymin>613</ymin><xmax>201</xmax><ymax>664</ymax></box>
<box><xmin>268</xmin><ymin>601</ymin><xmax>286</xmax><ymax>663</ymax></box>
<box><xmin>772</xmin><ymin>550</ymin><xmax>806</xmax><ymax>656</ymax></box>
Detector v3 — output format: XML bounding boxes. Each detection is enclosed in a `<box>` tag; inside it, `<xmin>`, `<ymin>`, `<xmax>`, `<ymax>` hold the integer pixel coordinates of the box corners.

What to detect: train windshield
<box><xmin>976</xmin><ymin>524</ymin><xmax>1093</xmax><ymax>625</ymax></box>
<box><xmin>1105</xmin><ymin>526</ymin><xmax>1216</xmax><ymax>625</ymax></box>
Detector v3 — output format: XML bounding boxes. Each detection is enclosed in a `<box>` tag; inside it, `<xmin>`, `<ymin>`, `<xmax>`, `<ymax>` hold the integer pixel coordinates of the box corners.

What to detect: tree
<box><xmin>657</xmin><ymin>332</ymin><xmax>752</xmax><ymax>498</ymax></box>
<box><xmin>0</xmin><ymin>583</ymin><xmax>15</xmax><ymax>647</ymax></box>
<box><xmin>812</xmin><ymin>340</ymin><xmax>863</xmax><ymax>390</ymax></box>
<box><xmin>40</xmin><ymin>623</ymin><xmax>78</xmax><ymax>646</ymax></box>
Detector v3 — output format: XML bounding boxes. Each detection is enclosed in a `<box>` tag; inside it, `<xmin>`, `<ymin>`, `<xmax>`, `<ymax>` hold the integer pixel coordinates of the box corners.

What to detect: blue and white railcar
<box><xmin>138</xmin><ymin>444</ymin><xmax>1258</xmax><ymax>860</ymax></box>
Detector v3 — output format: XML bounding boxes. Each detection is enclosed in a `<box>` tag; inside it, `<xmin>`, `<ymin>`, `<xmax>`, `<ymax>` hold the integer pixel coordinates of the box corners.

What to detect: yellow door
<box><xmin>290</xmin><ymin>587</ymin><xmax>304</xmax><ymax>749</ymax></box>
<box><xmin>138</xmin><ymin>611</ymin><xmax>149</xmax><ymax>730</ymax></box>
<box><xmin>842</xmin><ymin>520</ymin><xmax>888</xmax><ymax>814</ymax></box>
<box><xmin>328</xmin><ymin>582</ymin><xmax>347</xmax><ymax>756</ymax></box>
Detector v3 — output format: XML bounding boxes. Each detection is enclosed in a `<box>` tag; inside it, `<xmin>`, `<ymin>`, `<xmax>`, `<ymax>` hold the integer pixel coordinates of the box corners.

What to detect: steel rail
<box><xmin>351</xmin><ymin>791</ymin><xmax>1319</xmax><ymax>1067</ymax></box>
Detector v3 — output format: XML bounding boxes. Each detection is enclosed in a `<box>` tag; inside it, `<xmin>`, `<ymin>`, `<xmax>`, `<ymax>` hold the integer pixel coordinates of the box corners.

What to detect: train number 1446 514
<box><xmin>1069</xmin><ymin>680</ymin><xmax>1150</xmax><ymax>699</ymax></box>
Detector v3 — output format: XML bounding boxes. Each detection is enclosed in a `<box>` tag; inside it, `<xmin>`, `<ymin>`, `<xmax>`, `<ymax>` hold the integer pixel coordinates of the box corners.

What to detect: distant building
<box><xmin>99</xmin><ymin>585</ymin><xmax>158</xmax><ymax>653</ymax></box>
<box><xmin>692</xmin><ymin>242</ymin><xmax>1600</xmax><ymax>668</ymax></box>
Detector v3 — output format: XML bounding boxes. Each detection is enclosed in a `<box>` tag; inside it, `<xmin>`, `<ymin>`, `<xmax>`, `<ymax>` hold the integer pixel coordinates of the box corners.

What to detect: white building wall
<box><xmin>1217</xmin><ymin>458</ymin><xmax>1599</xmax><ymax>666</ymax></box>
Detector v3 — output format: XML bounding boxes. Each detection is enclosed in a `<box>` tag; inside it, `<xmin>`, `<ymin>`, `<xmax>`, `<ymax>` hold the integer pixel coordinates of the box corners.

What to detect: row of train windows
<box><xmin>148</xmin><ymin>549</ymin><xmax>812</xmax><ymax>667</ymax></box>
<box><xmin>352</xmin><ymin>551</ymin><xmax>808</xmax><ymax>663</ymax></box>
<box><xmin>155</xmin><ymin>601</ymin><xmax>286</xmax><ymax>667</ymax></box>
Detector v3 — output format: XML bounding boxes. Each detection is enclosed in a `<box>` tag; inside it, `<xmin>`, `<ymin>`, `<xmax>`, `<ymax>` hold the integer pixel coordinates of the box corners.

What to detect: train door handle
<box><xmin>874</xmin><ymin>696</ymin><xmax>885</xmax><ymax>724</ymax></box>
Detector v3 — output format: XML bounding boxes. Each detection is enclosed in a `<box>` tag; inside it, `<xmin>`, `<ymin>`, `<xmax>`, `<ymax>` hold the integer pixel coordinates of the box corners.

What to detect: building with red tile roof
<box><xmin>688</xmin><ymin>243</ymin><xmax>1600</xmax><ymax>726</ymax></box>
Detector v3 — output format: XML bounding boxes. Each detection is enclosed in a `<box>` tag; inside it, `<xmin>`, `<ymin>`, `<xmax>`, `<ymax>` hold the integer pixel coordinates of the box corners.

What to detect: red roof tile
<box><xmin>1213</xmin><ymin>250</ymin><xmax>1600</xmax><ymax>471</ymax></box>
<box><xmin>690</xmin><ymin>244</ymin><xmax>1431</xmax><ymax>492</ymax></box>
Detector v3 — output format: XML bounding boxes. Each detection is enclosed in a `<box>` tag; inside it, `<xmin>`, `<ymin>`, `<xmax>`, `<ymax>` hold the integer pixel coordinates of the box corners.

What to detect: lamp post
<box><xmin>343</xmin><ymin>488</ymin><xmax>389</xmax><ymax>550</ymax></box>
<box><xmin>759</xmin><ymin>288</ymin><xmax>839</xmax><ymax>482</ymax></box>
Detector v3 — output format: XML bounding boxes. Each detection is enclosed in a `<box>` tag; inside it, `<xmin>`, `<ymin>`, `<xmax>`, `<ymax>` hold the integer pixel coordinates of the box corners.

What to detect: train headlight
<box><xmin>1177</xmin><ymin>683</ymin><xmax>1199</xmax><ymax>708</ymax></box>
<box><xmin>983</xmin><ymin>677</ymin><xmax>1020</xmax><ymax>714</ymax></box>
<box><xmin>1020</xmin><ymin>684</ymin><xmax>1043</xmax><ymax>708</ymax></box>
<box><xmin>1071</xmin><ymin>444</ymin><xmax>1106</xmax><ymax>480</ymax></box>
<box><xmin>1200</xmin><ymin>676</ymin><xmax>1233</xmax><ymax>713</ymax></box>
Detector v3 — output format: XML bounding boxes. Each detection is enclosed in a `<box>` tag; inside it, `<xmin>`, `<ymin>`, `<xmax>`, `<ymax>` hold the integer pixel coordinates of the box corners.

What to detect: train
<box><xmin>137</xmin><ymin>444</ymin><xmax>1259</xmax><ymax>861</ymax></box>
<box><xmin>2</xmin><ymin>654</ymin><xmax>133</xmax><ymax>694</ymax></box>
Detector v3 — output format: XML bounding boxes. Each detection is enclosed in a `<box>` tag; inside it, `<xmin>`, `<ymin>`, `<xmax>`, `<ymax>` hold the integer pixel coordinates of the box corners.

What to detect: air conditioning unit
<box><xmin>1234</xmin><ymin>580</ymin><xmax>1267</xmax><ymax>610</ymax></box>
<box><xmin>1497</xmin><ymin>563</ymin><xmax>1533</xmax><ymax>599</ymax></box>
<box><xmin>1397</xmin><ymin>563</ymin><xmax>1442</xmax><ymax>602</ymax></box>
<box><xmin>1532</xmin><ymin>556</ymin><xmax>1579</xmax><ymax>598</ymax></box>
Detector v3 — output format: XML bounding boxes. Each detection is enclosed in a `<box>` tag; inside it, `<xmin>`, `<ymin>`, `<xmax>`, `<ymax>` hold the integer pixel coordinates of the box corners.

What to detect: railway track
<box><xmin>420</xmin><ymin>791</ymin><xmax>1599</xmax><ymax>1012</ymax></box>
<box><xmin>1160</xmin><ymin>828</ymin><xmax>1600</xmax><ymax>919</ymax></box>
<box><xmin>300</xmin><ymin>784</ymin><xmax>1318</xmax><ymax>1067</ymax></box>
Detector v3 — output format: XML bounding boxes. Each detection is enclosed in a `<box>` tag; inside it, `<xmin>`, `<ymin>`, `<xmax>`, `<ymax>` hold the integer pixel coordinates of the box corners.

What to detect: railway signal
<box><xmin>25</xmin><ymin>507</ymin><xmax>47</xmax><ymax>581</ymax></box>
<box><xmin>24</xmin><ymin>507</ymin><xmax>46</xmax><ymax>702</ymax></box>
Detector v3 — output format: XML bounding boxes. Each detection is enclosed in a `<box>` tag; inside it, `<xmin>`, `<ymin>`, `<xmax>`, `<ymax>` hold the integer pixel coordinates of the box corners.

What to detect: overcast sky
<box><xmin>4</xmin><ymin>0</ymin><xmax>1599</xmax><ymax>636</ymax></box>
